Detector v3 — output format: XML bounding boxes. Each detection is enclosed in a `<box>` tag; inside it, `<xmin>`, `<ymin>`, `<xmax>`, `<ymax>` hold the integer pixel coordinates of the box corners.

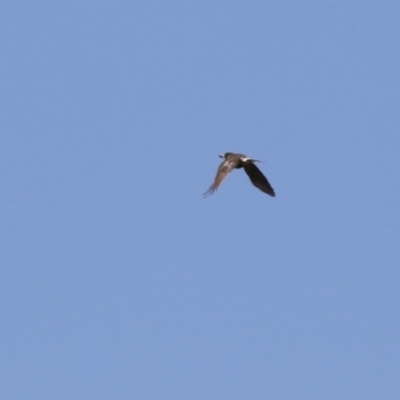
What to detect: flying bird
<box><xmin>204</xmin><ymin>152</ymin><xmax>275</xmax><ymax>197</ymax></box>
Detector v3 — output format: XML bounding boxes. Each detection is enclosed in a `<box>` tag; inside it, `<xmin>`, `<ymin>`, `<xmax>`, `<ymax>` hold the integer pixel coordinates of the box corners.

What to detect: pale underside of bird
<box><xmin>203</xmin><ymin>152</ymin><xmax>275</xmax><ymax>197</ymax></box>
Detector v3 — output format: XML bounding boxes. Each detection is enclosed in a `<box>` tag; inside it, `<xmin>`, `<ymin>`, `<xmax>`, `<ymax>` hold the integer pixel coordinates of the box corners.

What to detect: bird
<box><xmin>203</xmin><ymin>152</ymin><xmax>275</xmax><ymax>197</ymax></box>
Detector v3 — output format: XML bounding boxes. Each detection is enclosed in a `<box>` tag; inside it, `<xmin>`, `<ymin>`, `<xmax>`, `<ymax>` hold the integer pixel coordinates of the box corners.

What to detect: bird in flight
<box><xmin>204</xmin><ymin>152</ymin><xmax>275</xmax><ymax>197</ymax></box>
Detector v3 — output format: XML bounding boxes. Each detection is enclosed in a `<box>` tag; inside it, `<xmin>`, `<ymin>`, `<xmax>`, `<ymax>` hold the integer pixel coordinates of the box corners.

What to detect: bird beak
<box><xmin>219</xmin><ymin>154</ymin><xmax>224</xmax><ymax>158</ymax></box>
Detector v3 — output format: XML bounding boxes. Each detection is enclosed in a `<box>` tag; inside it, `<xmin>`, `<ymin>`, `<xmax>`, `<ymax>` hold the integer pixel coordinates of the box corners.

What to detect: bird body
<box><xmin>204</xmin><ymin>152</ymin><xmax>275</xmax><ymax>197</ymax></box>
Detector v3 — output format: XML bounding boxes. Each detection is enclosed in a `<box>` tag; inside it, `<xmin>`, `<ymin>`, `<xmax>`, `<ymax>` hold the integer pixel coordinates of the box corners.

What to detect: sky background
<box><xmin>1</xmin><ymin>1</ymin><xmax>400</xmax><ymax>399</ymax></box>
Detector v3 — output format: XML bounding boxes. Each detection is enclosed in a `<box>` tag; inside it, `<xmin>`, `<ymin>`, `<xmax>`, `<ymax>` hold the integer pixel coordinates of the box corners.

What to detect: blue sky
<box><xmin>1</xmin><ymin>1</ymin><xmax>400</xmax><ymax>399</ymax></box>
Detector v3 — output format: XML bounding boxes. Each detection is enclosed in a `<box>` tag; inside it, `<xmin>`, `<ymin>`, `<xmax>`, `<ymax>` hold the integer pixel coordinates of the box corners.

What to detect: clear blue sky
<box><xmin>1</xmin><ymin>1</ymin><xmax>400</xmax><ymax>399</ymax></box>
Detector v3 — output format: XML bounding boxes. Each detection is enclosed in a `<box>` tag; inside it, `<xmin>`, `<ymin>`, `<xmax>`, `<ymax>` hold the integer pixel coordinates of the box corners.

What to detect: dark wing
<box><xmin>243</xmin><ymin>162</ymin><xmax>275</xmax><ymax>197</ymax></box>
<box><xmin>203</xmin><ymin>159</ymin><xmax>239</xmax><ymax>197</ymax></box>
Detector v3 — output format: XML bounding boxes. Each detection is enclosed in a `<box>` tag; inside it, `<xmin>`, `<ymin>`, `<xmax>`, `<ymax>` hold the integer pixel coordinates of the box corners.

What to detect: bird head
<box><xmin>219</xmin><ymin>152</ymin><xmax>232</xmax><ymax>159</ymax></box>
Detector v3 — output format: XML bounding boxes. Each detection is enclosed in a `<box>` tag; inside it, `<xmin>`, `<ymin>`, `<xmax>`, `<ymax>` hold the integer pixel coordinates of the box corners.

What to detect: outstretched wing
<box><xmin>243</xmin><ymin>162</ymin><xmax>275</xmax><ymax>197</ymax></box>
<box><xmin>203</xmin><ymin>159</ymin><xmax>238</xmax><ymax>197</ymax></box>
